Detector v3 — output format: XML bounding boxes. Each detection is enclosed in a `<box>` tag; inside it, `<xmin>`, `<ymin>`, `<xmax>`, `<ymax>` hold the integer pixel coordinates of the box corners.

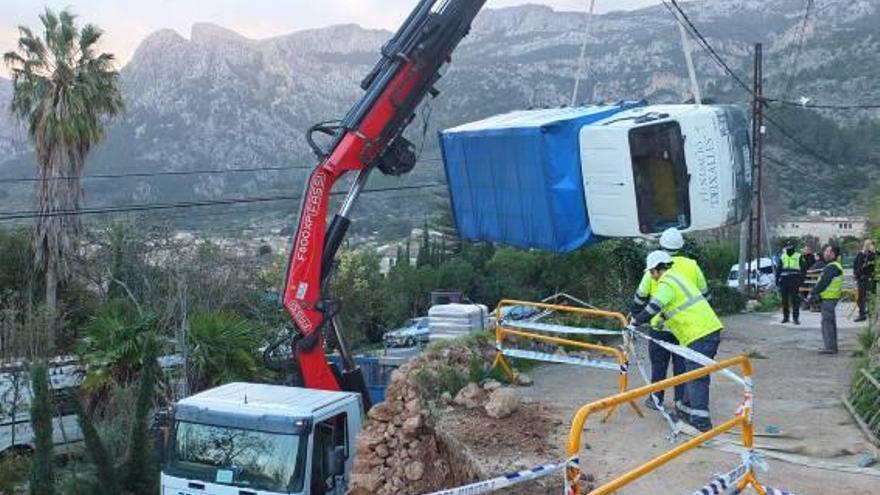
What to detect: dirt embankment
<box><xmin>348</xmin><ymin>340</ymin><xmax>571</xmax><ymax>495</ymax></box>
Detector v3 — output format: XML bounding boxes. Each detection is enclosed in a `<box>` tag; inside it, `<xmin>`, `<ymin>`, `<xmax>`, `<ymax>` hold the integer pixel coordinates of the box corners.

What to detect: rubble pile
<box><xmin>349</xmin><ymin>343</ymin><xmax>488</xmax><ymax>495</ymax></box>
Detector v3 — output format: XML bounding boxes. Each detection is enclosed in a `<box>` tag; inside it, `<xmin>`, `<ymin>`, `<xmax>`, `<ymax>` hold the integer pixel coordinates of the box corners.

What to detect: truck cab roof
<box><xmin>174</xmin><ymin>383</ymin><xmax>361</xmax><ymax>433</ymax></box>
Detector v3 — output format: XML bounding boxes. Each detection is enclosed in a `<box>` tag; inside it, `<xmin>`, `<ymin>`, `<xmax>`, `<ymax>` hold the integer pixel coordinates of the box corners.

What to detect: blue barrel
<box><xmin>328</xmin><ymin>356</ymin><xmax>398</xmax><ymax>404</ymax></box>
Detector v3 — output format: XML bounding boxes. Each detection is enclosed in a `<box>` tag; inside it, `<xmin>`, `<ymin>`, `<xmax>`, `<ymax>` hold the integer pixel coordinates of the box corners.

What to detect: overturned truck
<box><xmin>440</xmin><ymin>103</ymin><xmax>753</xmax><ymax>251</ymax></box>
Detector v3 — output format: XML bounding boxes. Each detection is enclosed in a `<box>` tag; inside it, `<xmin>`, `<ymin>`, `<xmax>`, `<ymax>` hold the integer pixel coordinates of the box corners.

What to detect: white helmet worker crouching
<box><xmin>659</xmin><ymin>227</ymin><xmax>685</xmax><ymax>251</ymax></box>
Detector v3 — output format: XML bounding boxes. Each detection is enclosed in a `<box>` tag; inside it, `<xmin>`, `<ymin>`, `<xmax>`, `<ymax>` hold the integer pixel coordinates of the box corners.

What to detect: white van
<box><xmin>0</xmin><ymin>358</ymin><xmax>83</xmax><ymax>454</ymax></box>
<box><xmin>0</xmin><ymin>354</ymin><xmax>183</xmax><ymax>454</ymax></box>
<box><xmin>727</xmin><ymin>258</ymin><xmax>777</xmax><ymax>291</ymax></box>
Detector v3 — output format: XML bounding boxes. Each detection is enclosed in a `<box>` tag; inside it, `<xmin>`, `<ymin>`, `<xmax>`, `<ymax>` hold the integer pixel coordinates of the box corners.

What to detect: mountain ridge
<box><xmin>0</xmin><ymin>0</ymin><xmax>877</xmax><ymax>227</ymax></box>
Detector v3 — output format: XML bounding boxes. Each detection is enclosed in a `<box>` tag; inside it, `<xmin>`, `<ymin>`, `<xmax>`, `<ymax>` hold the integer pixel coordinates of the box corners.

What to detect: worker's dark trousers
<box><xmin>681</xmin><ymin>330</ymin><xmax>721</xmax><ymax>422</ymax></box>
<box><xmin>821</xmin><ymin>299</ymin><xmax>839</xmax><ymax>352</ymax></box>
<box><xmin>857</xmin><ymin>278</ymin><xmax>876</xmax><ymax>319</ymax></box>
<box><xmin>779</xmin><ymin>276</ymin><xmax>801</xmax><ymax>321</ymax></box>
<box><xmin>648</xmin><ymin>329</ymin><xmax>685</xmax><ymax>404</ymax></box>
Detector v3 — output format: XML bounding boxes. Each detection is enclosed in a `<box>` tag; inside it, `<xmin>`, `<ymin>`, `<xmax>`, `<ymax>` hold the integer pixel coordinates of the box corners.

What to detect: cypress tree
<box><xmin>417</xmin><ymin>221</ymin><xmax>431</xmax><ymax>268</ymax></box>
<box><xmin>122</xmin><ymin>338</ymin><xmax>160</xmax><ymax>493</ymax></box>
<box><xmin>72</xmin><ymin>395</ymin><xmax>121</xmax><ymax>494</ymax></box>
<box><xmin>28</xmin><ymin>362</ymin><xmax>55</xmax><ymax>495</ymax></box>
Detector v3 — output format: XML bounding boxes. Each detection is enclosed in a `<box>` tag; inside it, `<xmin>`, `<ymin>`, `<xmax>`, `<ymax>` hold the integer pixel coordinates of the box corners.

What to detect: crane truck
<box><xmin>155</xmin><ymin>2</ymin><xmax>488</xmax><ymax>494</ymax></box>
<box><xmin>153</xmin><ymin>1</ymin><xmax>753</xmax><ymax>494</ymax></box>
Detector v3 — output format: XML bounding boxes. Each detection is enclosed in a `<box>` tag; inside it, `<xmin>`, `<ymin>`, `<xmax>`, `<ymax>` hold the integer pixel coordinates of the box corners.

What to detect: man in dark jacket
<box><xmin>853</xmin><ymin>239</ymin><xmax>876</xmax><ymax>322</ymax></box>
<box><xmin>808</xmin><ymin>245</ymin><xmax>844</xmax><ymax>354</ymax></box>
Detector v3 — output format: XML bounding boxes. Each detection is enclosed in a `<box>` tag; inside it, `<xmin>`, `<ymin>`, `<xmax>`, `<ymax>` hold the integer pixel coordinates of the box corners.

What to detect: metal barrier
<box><xmin>565</xmin><ymin>355</ymin><xmax>769</xmax><ymax>495</ymax></box>
<box><xmin>492</xmin><ymin>299</ymin><xmax>641</xmax><ymax>421</ymax></box>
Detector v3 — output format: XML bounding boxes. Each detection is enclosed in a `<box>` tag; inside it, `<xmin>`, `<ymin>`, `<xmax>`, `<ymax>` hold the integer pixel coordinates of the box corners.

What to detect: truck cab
<box><xmin>157</xmin><ymin>383</ymin><xmax>363</xmax><ymax>495</ymax></box>
<box><xmin>580</xmin><ymin>104</ymin><xmax>752</xmax><ymax>237</ymax></box>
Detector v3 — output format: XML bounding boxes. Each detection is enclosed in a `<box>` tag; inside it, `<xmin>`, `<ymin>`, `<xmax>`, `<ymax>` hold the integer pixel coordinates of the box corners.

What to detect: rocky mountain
<box><xmin>1</xmin><ymin>0</ymin><xmax>878</xmax><ymax>230</ymax></box>
<box><xmin>0</xmin><ymin>78</ymin><xmax>25</xmax><ymax>161</ymax></box>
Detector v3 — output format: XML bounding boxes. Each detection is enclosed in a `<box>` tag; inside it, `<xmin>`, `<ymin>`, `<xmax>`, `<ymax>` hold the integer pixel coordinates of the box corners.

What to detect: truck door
<box><xmin>310</xmin><ymin>413</ymin><xmax>349</xmax><ymax>495</ymax></box>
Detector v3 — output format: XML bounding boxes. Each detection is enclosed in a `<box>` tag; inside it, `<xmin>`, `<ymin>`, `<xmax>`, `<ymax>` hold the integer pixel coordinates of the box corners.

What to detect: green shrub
<box><xmin>757</xmin><ymin>291</ymin><xmax>782</xmax><ymax>312</ymax></box>
<box><xmin>187</xmin><ymin>310</ymin><xmax>261</xmax><ymax>392</ymax></box>
<box><xmin>708</xmin><ymin>282</ymin><xmax>747</xmax><ymax>316</ymax></box>
<box><xmin>79</xmin><ymin>301</ymin><xmax>160</xmax><ymax>393</ymax></box>
<box><xmin>0</xmin><ymin>454</ymin><xmax>27</xmax><ymax>494</ymax></box>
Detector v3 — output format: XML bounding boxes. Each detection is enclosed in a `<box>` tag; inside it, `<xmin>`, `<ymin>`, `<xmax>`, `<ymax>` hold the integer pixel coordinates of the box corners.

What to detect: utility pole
<box><xmin>746</xmin><ymin>43</ymin><xmax>764</xmax><ymax>296</ymax></box>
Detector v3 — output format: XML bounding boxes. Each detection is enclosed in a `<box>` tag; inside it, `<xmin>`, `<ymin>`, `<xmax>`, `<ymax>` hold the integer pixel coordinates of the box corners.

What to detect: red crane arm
<box><xmin>279</xmin><ymin>0</ymin><xmax>487</xmax><ymax>403</ymax></box>
<box><xmin>281</xmin><ymin>61</ymin><xmax>424</xmax><ymax>392</ymax></box>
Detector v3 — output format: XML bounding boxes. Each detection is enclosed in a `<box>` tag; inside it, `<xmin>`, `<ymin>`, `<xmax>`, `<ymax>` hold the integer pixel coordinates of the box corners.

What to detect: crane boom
<box><xmin>281</xmin><ymin>0</ymin><xmax>486</xmax><ymax>407</ymax></box>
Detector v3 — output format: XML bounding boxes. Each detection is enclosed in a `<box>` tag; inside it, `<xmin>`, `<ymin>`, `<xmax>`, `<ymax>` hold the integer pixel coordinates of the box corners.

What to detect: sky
<box><xmin>0</xmin><ymin>0</ymin><xmax>661</xmax><ymax>76</ymax></box>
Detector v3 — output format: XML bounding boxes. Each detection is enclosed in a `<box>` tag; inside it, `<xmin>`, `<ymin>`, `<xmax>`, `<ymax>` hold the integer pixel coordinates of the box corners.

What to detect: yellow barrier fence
<box><xmin>492</xmin><ymin>299</ymin><xmax>641</xmax><ymax>421</ymax></box>
<box><xmin>565</xmin><ymin>355</ymin><xmax>768</xmax><ymax>495</ymax></box>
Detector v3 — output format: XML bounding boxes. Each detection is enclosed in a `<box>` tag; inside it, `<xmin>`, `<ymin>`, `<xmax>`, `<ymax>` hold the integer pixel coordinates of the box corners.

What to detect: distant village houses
<box><xmin>771</xmin><ymin>212</ymin><xmax>867</xmax><ymax>244</ymax></box>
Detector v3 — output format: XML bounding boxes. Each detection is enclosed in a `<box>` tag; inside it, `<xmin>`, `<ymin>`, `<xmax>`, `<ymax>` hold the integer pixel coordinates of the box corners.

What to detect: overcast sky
<box><xmin>1</xmin><ymin>1</ymin><xmax>662</xmax><ymax>76</ymax></box>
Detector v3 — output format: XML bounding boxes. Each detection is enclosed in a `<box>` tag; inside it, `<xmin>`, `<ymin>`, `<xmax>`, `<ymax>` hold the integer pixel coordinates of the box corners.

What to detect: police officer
<box><xmin>808</xmin><ymin>245</ymin><xmax>844</xmax><ymax>354</ymax></box>
<box><xmin>631</xmin><ymin>228</ymin><xmax>708</xmax><ymax>416</ymax></box>
<box><xmin>777</xmin><ymin>240</ymin><xmax>805</xmax><ymax>324</ymax></box>
<box><xmin>630</xmin><ymin>250</ymin><xmax>723</xmax><ymax>432</ymax></box>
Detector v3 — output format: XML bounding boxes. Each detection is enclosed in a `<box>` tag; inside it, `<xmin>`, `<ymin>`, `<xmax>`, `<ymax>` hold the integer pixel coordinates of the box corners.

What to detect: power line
<box><xmin>662</xmin><ymin>1</ymin><xmax>844</xmax><ymax>169</ymax></box>
<box><xmin>764</xmin><ymin>98</ymin><xmax>880</xmax><ymax>110</ymax></box>
<box><xmin>0</xmin><ymin>164</ymin><xmax>314</xmax><ymax>184</ymax></box>
<box><xmin>762</xmin><ymin>113</ymin><xmax>836</xmax><ymax>166</ymax></box>
<box><xmin>662</xmin><ymin>0</ymin><xmax>753</xmax><ymax>94</ymax></box>
<box><xmin>0</xmin><ymin>182</ymin><xmax>447</xmax><ymax>221</ymax></box>
<box><xmin>0</xmin><ymin>157</ymin><xmax>446</xmax><ymax>184</ymax></box>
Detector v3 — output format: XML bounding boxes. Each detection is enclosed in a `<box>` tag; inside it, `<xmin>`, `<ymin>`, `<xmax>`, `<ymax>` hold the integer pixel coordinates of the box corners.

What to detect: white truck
<box><xmin>156</xmin><ymin>383</ymin><xmax>363</xmax><ymax>495</ymax></box>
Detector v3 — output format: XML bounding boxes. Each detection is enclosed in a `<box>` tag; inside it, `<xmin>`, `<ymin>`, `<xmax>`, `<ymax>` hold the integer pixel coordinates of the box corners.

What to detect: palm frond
<box><xmin>78</xmin><ymin>23</ymin><xmax>102</xmax><ymax>62</ymax></box>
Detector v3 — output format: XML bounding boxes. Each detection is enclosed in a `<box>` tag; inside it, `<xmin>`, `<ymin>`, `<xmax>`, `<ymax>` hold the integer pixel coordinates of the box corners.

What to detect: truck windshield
<box><xmin>168</xmin><ymin>421</ymin><xmax>306</xmax><ymax>493</ymax></box>
<box><xmin>629</xmin><ymin>121</ymin><xmax>691</xmax><ymax>234</ymax></box>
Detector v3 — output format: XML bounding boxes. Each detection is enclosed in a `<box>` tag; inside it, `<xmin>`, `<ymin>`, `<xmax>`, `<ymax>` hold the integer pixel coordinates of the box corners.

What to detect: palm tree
<box><xmin>4</xmin><ymin>9</ymin><xmax>123</xmax><ymax>311</ymax></box>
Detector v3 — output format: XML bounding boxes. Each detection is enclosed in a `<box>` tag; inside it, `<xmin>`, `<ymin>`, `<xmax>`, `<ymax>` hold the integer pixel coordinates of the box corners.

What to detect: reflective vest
<box><xmin>657</xmin><ymin>272</ymin><xmax>723</xmax><ymax>347</ymax></box>
<box><xmin>639</xmin><ymin>256</ymin><xmax>707</xmax><ymax>329</ymax></box>
<box><xmin>780</xmin><ymin>252</ymin><xmax>802</xmax><ymax>274</ymax></box>
<box><xmin>820</xmin><ymin>261</ymin><xmax>844</xmax><ymax>300</ymax></box>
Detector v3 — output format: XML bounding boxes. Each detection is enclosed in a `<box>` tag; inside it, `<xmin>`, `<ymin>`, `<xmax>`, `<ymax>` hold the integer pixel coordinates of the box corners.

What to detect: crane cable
<box><xmin>570</xmin><ymin>0</ymin><xmax>598</xmax><ymax>106</ymax></box>
<box><xmin>781</xmin><ymin>0</ymin><xmax>814</xmax><ymax>102</ymax></box>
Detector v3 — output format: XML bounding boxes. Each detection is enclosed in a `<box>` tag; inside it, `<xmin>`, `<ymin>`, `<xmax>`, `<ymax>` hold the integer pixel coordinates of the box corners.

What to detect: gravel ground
<box><xmin>501</xmin><ymin>303</ymin><xmax>880</xmax><ymax>494</ymax></box>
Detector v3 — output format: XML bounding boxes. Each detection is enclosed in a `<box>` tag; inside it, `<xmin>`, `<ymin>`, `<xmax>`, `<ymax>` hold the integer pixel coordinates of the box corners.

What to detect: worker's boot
<box><xmin>644</xmin><ymin>396</ymin><xmax>662</xmax><ymax>411</ymax></box>
<box><xmin>688</xmin><ymin>416</ymin><xmax>713</xmax><ymax>433</ymax></box>
<box><xmin>781</xmin><ymin>317</ymin><xmax>789</xmax><ymax>324</ymax></box>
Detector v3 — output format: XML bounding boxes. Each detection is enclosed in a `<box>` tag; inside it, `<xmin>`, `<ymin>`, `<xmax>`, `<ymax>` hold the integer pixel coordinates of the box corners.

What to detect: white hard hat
<box><xmin>659</xmin><ymin>227</ymin><xmax>685</xmax><ymax>250</ymax></box>
<box><xmin>646</xmin><ymin>250</ymin><xmax>674</xmax><ymax>270</ymax></box>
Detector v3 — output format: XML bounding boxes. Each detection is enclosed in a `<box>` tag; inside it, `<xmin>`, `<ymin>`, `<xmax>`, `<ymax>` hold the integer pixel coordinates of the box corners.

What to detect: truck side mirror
<box><xmin>328</xmin><ymin>445</ymin><xmax>346</xmax><ymax>477</ymax></box>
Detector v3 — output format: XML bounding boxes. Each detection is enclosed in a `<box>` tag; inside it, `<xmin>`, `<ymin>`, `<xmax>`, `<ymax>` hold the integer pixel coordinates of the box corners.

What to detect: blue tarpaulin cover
<box><xmin>440</xmin><ymin>102</ymin><xmax>645</xmax><ymax>252</ymax></box>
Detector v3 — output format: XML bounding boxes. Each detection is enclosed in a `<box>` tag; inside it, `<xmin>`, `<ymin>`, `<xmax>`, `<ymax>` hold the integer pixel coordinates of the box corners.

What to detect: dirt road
<box><xmin>515</xmin><ymin>303</ymin><xmax>879</xmax><ymax>494</ymax></box>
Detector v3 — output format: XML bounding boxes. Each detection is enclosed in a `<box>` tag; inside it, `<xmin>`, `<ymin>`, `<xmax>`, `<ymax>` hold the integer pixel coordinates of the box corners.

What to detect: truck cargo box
<box><xmin>439</xmin><ymin>102</ymin><xmax>645</xmax><ymax>253</ymax></box>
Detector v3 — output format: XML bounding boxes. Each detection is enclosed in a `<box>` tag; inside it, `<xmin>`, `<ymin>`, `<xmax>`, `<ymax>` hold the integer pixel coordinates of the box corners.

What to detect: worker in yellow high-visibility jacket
<box><xmin>631</xmin><ymin>250</ymin><xmax>723</xmax><ymax>433</ymax></box>
<box><xmin>631</xmin><ymin>228</ymin><xmax>708</xmax><ymax>417</ymax></box>
<box><xmin>808</xmin><ymin>245</ymin><xmax>845</xmax><ymax>354</ymax></box>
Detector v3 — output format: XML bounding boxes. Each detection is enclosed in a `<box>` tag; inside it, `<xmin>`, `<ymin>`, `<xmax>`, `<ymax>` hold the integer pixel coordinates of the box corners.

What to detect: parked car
<box><xmin>383</xmin><ymin>317</ymin><xmax>430</xmax><ymax>348</ymax></box>
<box><xmin>499</xmin><ymin>305</ymin><xmax>541</xmax><ymax>321</ymax></box>
<box><xmin>727</xmin><ymin>258</ymin><xmax>776</xmax><ymax>291</ymax></box>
